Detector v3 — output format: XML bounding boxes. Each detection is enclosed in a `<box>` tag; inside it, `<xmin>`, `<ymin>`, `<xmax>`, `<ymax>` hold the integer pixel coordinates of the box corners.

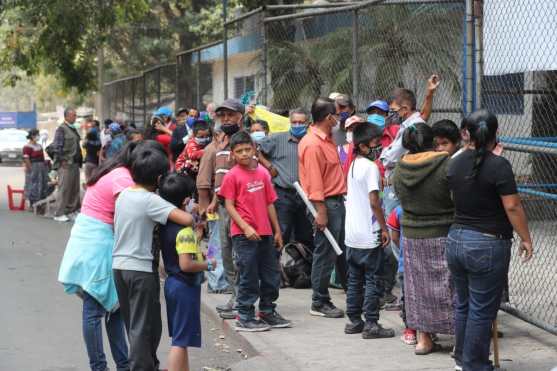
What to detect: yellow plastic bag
<box><xmin>251</xmin><ymin>106</ymin><xmax>290</xmax><ymax>133</ymax></box>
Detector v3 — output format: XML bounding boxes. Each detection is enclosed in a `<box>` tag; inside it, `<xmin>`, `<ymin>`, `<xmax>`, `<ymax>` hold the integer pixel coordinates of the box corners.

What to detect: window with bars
<box><xmin>234</xmin><ymin>75</ymin><xmax>255</xmax><ymax>99</ymax></box>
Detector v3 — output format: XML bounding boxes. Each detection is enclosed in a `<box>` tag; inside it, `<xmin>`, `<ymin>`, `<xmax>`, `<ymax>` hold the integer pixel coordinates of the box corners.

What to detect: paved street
<box><xmin>2</xmin><ymin>165</ymin><xmax>557</xmax><ymax>371</ymax></box>
<box><xmin>0</xmin><ymin>165</ymin><xmax>248</xmax><ymax>371</ymax></box>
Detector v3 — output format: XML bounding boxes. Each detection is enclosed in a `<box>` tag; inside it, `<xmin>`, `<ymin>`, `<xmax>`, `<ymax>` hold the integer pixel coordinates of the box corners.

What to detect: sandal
<box><xmin>414</xmin><ymin>342</ymin><xmax>443</xmax><ymax>355</ymax></box>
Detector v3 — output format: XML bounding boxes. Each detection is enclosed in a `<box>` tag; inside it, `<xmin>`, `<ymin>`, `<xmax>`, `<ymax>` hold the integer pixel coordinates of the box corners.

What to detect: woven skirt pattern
<box><xmin>403</xmin><ymin>236</ymin><xmax>454</xmax><ymax>335</ymax></box>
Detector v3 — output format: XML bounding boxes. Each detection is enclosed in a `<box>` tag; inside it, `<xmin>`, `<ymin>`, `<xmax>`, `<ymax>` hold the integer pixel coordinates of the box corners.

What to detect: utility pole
<box><xmin>223</xmin><ymin>0</ymin><xmax>229</xmax><ymax>100</ymax></box>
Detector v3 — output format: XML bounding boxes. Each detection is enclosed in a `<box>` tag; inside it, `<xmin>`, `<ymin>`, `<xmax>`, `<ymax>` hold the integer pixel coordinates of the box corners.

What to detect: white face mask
<box><xmin>346</xmin><ymin>131</ymin><xmax>353</xmax><ymax>144</ymax></box>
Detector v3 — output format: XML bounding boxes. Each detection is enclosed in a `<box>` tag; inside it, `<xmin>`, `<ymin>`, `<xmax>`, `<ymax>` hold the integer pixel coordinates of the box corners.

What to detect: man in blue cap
<box><xmin>154</xmin><ymin>106</ymin><xmax>175</xmax><ymax>131</ymax></box>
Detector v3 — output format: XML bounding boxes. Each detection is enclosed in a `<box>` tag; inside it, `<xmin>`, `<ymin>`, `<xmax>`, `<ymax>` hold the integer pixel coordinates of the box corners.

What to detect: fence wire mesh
<box><xmin>481</xmin><ymin>0</ymin><xmax>557</xmax><ymax>333</ymax></box>
<box><xmin>102</xmin><ymin>0</ymin><xmax>557</xmax><ymax>334</ymax></box>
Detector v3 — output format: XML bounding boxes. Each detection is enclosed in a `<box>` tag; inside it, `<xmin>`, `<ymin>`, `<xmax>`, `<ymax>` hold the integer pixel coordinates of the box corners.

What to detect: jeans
<box><xmin>446</xmin><ymin>227</ymin><xmax>511</xmax><ymax>371</ymax></box>
<box><xmin>312</xmin><ymin>196</ymin><xmax>345</xmax><ymax>305</ymax></box>
<box><xmin>274</xmin><ymin>187</ymin><xmax>314</xmax><ymax>249</ymax></box>
<box><xmin>345</xmin><ymin>246</ymin><xmax>384</xmax><ymax>323</ymax></box>
<box><xmin>114</xmin><ymin>269</ymin><xmax>162</xmax><ymax>371</ymax></box>
<box><xmin>381</xmin><ymin>185</ymin><xmax>399</xmax><ymax>294</ymax></box>
<box><xmin>232</xmin><ymin>235</ymin><xmax>281</xmax><ymax>321</ymax></box>
<box><xmin>218</xmin><ymin>206</ymin><xmax>237</xmax><ymax>305</ymax></box>
<box><xmin>82</xmin><ymin>292</ymin><xmax>129</xmax><ymax>371</ymax></box>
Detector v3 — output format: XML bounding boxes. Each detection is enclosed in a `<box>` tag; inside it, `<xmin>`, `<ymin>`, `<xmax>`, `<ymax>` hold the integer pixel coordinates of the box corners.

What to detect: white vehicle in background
<box><xmin>0</xmin><ymin>129</ymin><xmax>28</xmax><ymax>163</ymax></box>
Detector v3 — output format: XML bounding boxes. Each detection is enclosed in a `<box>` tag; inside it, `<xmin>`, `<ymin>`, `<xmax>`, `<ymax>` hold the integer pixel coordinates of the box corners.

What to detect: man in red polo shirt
<box><xmin>299</xmin><ymin>97</ymin><xmax>347</xmax><ymax>318</ymax></box>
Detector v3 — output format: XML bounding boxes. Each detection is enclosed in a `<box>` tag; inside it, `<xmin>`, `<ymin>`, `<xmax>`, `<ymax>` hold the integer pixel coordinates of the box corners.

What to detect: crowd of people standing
<box><xmin>24</xmin><ymin>73</ymin><xmax>535</xmax><ymax>371</ymax></box>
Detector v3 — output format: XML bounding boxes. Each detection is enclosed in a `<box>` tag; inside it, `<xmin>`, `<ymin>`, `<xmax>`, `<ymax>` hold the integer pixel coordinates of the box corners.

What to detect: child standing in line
<box><xmin>175</xmin><ymin>120</ymin><xmax>212</xmax><ymax>177</ymax></box>
<box><xmin>344</xmin><ymin>124</ymin><xmax>395</xmax><ymax>339</ymax></box>
<box><xmin>432</xmin><ymin>119</ymin><xmax>461</xmax><ymax>157</ymax></box>
<box><xmin>218</xmin><ymin>130</ymin><xmax>290</xmax><ymax>332</ymax></box>
<box><xmin>112</xmin><ymin>142</ymin><xmax>194</xmax><ymax>370</ymax></box>
<box><xmin>159</xmin><ymin>173</ymin><xmax>217</xmax><ymax>371</ymax></box>
<box><xmin>386</xmin><ymin>205</ymin><xmax>417</xmax><ymax>345</ymax></box>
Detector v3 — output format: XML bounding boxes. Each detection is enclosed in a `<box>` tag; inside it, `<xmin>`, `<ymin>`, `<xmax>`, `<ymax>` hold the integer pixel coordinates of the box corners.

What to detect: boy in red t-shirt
<box><xmin>219</xmin><ymin>130</ymin><xmax>290</xmax><ymax>332</ymax></box>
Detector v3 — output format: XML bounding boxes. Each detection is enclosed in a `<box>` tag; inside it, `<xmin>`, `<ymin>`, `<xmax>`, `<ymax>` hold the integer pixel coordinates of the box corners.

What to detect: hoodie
<box><xmin>393</xmin><ymin>151</ymin><xmax>454</xmax><ymax>239</ymax></box>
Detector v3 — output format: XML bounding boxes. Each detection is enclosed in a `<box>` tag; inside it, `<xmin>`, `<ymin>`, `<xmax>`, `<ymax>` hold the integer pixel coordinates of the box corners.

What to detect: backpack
<box><xmin>281</xmin><ymin>242</ymin><xmax>313</xmax><ymax>289</ymax></box>
<box><xmin>45</xmin><ymin>143</ymin><xmax>57</xmax><ymax>160</ymax></box>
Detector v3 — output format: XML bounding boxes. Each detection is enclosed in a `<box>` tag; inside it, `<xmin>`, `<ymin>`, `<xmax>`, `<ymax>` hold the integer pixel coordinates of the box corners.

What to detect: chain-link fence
<box><xmin>479</xmin><ymin>0</ymin><xmax>557</xmax><ymax>334</ymax></box>
<box><xmin>103</xmin><ymin>0</ymin><xmax>557</xmax><ymax>334</ymax></box>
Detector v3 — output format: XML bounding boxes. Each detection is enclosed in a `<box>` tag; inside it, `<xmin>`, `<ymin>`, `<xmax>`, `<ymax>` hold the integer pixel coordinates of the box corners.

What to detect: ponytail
<box><xmin>463</xmin><ymin>109</ymin><xmax>498</xmax><ymax>179</ymax></box>
<box><xmin>402</xmin><ymin>122</ymin><xmax>434</xmax><ymax>154</ymax></box>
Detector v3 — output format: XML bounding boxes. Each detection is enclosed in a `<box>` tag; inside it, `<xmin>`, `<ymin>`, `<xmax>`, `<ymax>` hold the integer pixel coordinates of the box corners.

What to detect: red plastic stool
<box><xmin>7</xmin><ymin>185</ymin><xmax>26</xmax><ymax>211</ymax></box>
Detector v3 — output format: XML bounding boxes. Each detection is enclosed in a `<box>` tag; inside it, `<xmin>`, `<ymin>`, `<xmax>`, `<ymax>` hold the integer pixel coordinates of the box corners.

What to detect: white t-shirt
<box><xmin>344</xmin><ymin>157</ymin><xmax>382</xmax><ymax>249</ymax></box>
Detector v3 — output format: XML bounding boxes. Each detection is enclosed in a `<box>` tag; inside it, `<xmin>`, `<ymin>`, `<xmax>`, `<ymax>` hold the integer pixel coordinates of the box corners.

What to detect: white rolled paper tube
<box><xmin>293</xmin><ymin>182</ymin><xmax>343</xmax><ymax>256</ymax></box>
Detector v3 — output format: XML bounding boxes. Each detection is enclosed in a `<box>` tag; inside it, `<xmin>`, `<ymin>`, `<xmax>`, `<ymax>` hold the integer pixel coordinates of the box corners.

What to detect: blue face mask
<box><xmin>367</xmin><ymin>114</ymin><xmax>386</xmax><ymax>130</ymax></box>
<box><xmin>290</xmin><ymin>125</ymin><xmax>307</xmax><ymax>138</ymax></box>
<box><xmin>186</xmin><ymin>117</ymin><xmax>196</xmax><ymax>128</ymax></box>
<box><xmin>250</xmin><ymin>131</ymin><xmax>266</xmax><ymax>143</ymax></box>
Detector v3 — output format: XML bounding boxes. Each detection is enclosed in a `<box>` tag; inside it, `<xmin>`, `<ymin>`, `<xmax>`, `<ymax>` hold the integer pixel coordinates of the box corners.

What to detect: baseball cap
<box><xmin>335</xmin><ymin>94</ymin><xmax>354</xmax><ymax>108</ymax></box>
<box><xmin>154</xmin><ymin>106</ymin><xmax>173</xmax><ymax>117</ymax></box>
<box><xmin>328</xmin><ymin>92</ymin><xmax>342</xmax><ymax>100</ymax></box>
<box><xmin>176</xmin><ymin>107</ymin><xmax>189</xmax><ymax>116</ymax></box>
<box><xmin>215</xmin><ymin>99</ymin><xmax>245</xmax><ymax>115</ymax></box>
<box><xmin>109</xmin><ymin>122</ymin><xmax>121</xmax><ymax>133</ymax></box>
<box><xmin>366</xmin><ymin>100</ymin><xmax>389</xmax><ymax>113</ymax></box>
<box><xmin>345</xmin><ymin>115</ymin><xmax>364</xmax><ymax>129</ymax></box>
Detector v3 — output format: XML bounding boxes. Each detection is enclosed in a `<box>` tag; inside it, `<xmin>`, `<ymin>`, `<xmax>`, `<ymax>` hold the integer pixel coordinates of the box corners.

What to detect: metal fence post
<box><xmin>197</xmin><ymin>50</ymin><xmax>201</xmax><ymax>108</ymax></box>
<box><xmin>262</xmin><ymin>18</ymin><xmax>268</xmax><ymax>106</ymax></box>
<box><xmin>131</xmin><ymin>78</ymin><xmax>135</xmax><ymax>124</ymax></box>
<box><xmin>156</xmin><ymin>67</ymin><xmax>161</xmax><ymax>108</ymax></box>
<box><xmin>175</xmin><ymin>56</ymin><xmax>180</xmax><ymax>110</ymax></box>
<box><xmin>474</xmin><ymin>0</ymin><xmax>483</xmax><ymax>109</ymax></box>
<box><xmin>352</xmin><ymin>9</ymin><xmax>359</xmax><ymax>103</ymax></box>
<box><xmin>223</xmin><ymin>0</ymin><xmax>229</xmax><ymax>100</ymax></box>
<box><xmin>464</xmin><ymin>0</ymin><xmax>475</xmax><ymax>114</ymax></box>
<box><xmin>143</xmin><ymin>73</ymin><xmax>147</xmax><ymax>125</ymax></box>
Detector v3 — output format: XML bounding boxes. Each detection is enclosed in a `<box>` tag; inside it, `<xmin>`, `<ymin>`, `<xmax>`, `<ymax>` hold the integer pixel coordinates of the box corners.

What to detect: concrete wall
<box><xmin>211</xmin><ymin>50</ymin><xmax>262</xmax><ymax>105</ymax></box>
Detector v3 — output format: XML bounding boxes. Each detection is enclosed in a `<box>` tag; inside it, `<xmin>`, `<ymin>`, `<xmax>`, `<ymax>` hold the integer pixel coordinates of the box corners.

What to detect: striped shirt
<box><xmin>259</xmin><ymin>132</ymin><xmax>300</xmax><ymax>190</ymax></box>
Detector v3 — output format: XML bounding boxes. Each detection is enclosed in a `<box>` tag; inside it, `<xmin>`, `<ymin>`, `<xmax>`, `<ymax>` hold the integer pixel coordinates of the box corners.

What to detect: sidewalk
<box><xmin>202</xmin><ymin>286</ymin><xmax>557</xmax><ymax>371</ymax></box>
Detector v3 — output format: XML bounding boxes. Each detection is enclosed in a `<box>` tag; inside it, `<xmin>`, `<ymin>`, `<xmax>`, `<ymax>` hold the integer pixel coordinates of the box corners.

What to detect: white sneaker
<box><xmin>53</xmin><ymin>215</ymin><xmax>70</xmax><ymax>222</ymax></box>
<box><xmin>455</xmin><ymin>365</ymin><xmax>463</xmax><ymax>371</ymax></box>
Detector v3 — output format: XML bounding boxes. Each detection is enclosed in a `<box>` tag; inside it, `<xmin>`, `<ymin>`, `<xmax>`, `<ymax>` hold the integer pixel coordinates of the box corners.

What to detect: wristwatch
<box><xmin>207</xmin><ymin>260</ymin><xmax>214</xmax><ymax>271</ymax></box>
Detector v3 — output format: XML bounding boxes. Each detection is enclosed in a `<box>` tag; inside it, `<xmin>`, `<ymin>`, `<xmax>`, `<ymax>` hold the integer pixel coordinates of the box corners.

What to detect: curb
<box><xmin>200</xmin><ymin>294</ymin><xmax>300</xmax><ymax>371</ymax></box>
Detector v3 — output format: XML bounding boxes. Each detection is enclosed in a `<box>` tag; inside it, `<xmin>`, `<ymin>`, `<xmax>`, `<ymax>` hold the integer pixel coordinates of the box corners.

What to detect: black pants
<box><xmin>274</xmin><ymin>187</ymin><xmax>314</xmax><ymax>249</ymax></box>
<box><xmin>114</xmin><ymin>269</ymin><xmax>162</xmax><ymax>371</ymax></box>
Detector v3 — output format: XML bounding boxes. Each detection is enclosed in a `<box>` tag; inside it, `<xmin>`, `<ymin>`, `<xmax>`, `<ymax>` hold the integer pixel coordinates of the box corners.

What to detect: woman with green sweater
<box><xmin>393</xmin><ymin>122</ymin><xmax>454</xmax><ymax>355</ymax></box>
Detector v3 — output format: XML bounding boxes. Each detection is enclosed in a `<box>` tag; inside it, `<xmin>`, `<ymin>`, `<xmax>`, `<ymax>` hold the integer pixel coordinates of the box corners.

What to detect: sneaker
<box><xmin>235</xmin><ymin>319</ymin><xmax>271</xmax><ymax>332</ymax></box>
<box><xmin>53</xmin><ymin>215</ymin><xmax>70</xmax><ymax>222</ymax></box>
<box><xmin>400</xmin><ymin>328</ymin><xmax>417</xmax><ymax>345</ymax></box>
<box><xmin>310</xmin><ymin>302</ymin><xmax>344</xmax><ymax>318</ymax></box>
<box><xmin>362</xmin><ymin>322</ymin><xmax>395</xmax><ymax>339</ymax></box>
<box><xmin>344</xmin><ymin>318</ymin><xmax>365</xmax><ymax>334</ymax></box>
<box><xmin>219</xmin><ymin>309</ymin><xmax>237</xmax><ymax>320</ymax></box>
<box><xmin>454</xmin><ymin>365</ymin><xmax>463</xmax><ymax>371</ymax></box>
<box><xmin>259</xmin><ymin>311</ymin><xmax>291</xmax><ymax>328</ymax></box>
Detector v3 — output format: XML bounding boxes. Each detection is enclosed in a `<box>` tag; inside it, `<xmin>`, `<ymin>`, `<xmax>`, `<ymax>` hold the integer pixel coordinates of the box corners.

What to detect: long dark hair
<box><xmin>402</xmin><ymin>122</ymin><xmax>434</xmax><ymax>154</ymax></box>
<box><xmin>462</xmin><ymin>109</ymin><xmax>498</xmax><ymax>179</ymax></box>
<box><xmin>87</xmin><ymin>141</ymin><xmax>139</xmax><ymax>186</ymax></box>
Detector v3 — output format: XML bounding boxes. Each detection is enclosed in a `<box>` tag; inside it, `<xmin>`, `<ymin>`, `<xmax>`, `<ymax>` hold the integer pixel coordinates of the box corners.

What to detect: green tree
<box><xmin>0</xmin><ymin>1</ymin><xmax>149</xmax><ymax>92</ymax></box>
<box><xmin>268</xmin><ymin>4</ymin><xmax>463</xmax><ymax>110</ymax></box>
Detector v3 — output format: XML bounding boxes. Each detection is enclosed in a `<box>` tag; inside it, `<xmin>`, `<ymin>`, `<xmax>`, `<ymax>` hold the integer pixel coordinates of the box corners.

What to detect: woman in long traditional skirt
<box><xmin>393</xmin><ymin>122</ymin><xmax>455</xmax><ymax>355</ymax></box>
<box><xmin>23</xmin><ymin>129</ymin><xmax>49</xmax><ymax>207</ymax></box>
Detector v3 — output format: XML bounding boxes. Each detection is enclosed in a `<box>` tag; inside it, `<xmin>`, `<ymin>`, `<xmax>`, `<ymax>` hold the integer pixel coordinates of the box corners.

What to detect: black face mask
<box><xmin>221</xmin><ymin>123</ymin><xmax>240</xmax><ymax>137</ymax></box>
<box><xmin>387</xmin><ymin>112</ymin><xmax>402</xmax><ymax>126</ymax></box>
<box><xmin>363</xmin><ymin>145</ymin><xmax>383</xmax><ymax>162</ymax></box>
